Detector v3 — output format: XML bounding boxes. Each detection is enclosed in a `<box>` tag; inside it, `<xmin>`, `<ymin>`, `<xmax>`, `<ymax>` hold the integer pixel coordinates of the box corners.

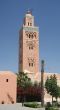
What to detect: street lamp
<box><xmin>41</xmin><ymin>60</ymin><xmax>44</xmax><ymax>106</ymax></box>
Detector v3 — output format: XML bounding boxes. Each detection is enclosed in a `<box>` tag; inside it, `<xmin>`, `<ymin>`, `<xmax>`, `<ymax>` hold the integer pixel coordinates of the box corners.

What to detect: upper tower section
<box><xmin>23</xmin><ymin>11</ymin><xmax>34</xmax><ymax>27</ymax></box>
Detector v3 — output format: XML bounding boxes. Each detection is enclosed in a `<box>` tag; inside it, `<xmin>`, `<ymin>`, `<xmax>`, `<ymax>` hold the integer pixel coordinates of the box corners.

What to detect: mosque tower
<box><xmin>19</xmin><ymin>11</ymin><xmax>39</xmax><ymax>74</ymax></box>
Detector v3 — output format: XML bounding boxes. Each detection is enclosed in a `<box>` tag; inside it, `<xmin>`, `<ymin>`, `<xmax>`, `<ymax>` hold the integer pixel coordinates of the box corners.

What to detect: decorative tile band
<box><xmin>23</xmin><ymin>26</ymin><xmax>39</xmax><ymax>32</ymax></box>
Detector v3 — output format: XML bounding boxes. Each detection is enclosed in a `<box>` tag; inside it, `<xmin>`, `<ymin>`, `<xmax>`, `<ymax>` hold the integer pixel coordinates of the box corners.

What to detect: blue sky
<box><xmin>0</xmin><ymin>0</ymin><xmax>60</xmax><ymax>73</ymax></box>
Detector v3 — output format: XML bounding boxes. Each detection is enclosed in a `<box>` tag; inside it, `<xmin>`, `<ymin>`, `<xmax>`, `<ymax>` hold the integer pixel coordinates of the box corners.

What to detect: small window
<box><xmin>32</xmin><ymin>34</ymin><xmax>33</xmax><ymax>38</ymax></box>
<box><xmin>6</xmin><ymin>79</ymin><xmax>8</xmax><ymax>82</ymax></box>
<box><xmin>31</xmin><ymin>63</ymin><xmax>33</xmax><ymax>66</ymax></box>
<box><xmin>28</xmin><ymin>46</ymin><xmax>30</xmax><ymax>50</ymax></box>
<box><xmin>29</xmin><ymin>34</ymin><xmax>30</xmax><ymax>38</ymax></box>
<box><xmin>29</xmin><ymin>46</ymin><xmax>33</xmax><ymax>50</ymax></box>
<box><xmin>29</xmin><ymin>63</ymin><xmax>30</xmax><ymax>66</ymax></box>
<box><xmin>28</xmin><ymin>22</ymin><xmax>29</xmax><ymax>26</ymax></box>
<box><xmin>29</xmin><ymin>63</ymin><xmax>34</xmax><ymax>67</ymax></box>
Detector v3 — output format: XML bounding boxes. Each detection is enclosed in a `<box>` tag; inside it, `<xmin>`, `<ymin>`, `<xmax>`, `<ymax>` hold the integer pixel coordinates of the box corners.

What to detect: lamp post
<box><xmin>41</xmin><ymin>60</ymin><xmax>44</xmax><ymax>106</ymax></box>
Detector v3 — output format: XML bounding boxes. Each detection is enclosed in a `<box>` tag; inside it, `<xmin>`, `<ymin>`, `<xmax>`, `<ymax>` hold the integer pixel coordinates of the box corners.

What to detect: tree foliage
<box><xmin>45</xmin><ymin>74</ymin><xmax>60</xmax><ymax>103</ymax></box>
<box><xmin>17</xmin><ymin>72</ymin><xmax>32</xmax><ymax>89</ymax></box>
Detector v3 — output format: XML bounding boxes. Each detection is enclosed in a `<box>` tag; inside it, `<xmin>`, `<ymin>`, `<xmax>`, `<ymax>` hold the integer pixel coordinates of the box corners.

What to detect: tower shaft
<box><xmin>19</xmin><ymin>12</ymin><xmax>39</xmax><ymax>74</ymax></box>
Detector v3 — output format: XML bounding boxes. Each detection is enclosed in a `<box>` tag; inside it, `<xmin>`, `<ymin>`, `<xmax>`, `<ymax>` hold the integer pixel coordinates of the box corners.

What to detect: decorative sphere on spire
<box><xmin>26</xmin><ymin>9</ymin><xmax>32</xmax><ymax>15</ymax></box>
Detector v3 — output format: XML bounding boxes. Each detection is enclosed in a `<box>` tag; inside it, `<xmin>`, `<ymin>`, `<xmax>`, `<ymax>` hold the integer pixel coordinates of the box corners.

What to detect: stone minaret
<box><xmin>19</xmin><ymin>11</ymin><xmax>39</xmax><ymax>74</ymax></box>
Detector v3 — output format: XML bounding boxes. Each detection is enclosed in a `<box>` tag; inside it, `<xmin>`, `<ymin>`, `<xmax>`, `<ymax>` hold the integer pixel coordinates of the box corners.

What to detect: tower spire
<box><xmin>26</xmin><ymin>9</ymin><xmax>32</xmax><ymax>15</ymax></box>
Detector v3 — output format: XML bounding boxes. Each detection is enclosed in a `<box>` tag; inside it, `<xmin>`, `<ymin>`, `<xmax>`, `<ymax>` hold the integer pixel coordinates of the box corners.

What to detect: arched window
<box><xmin>29</xmin><ymin>34</ymin><xmax>31</xmax><ymax>38</ymax></box>
<box><xmin>6</xmin><ymin>79</ymin><xmax>8</xmax><ymax>82</ymax></box>
<box><xmin>30</xmin><ymin>23</ymin><xmax>32</xmax><ymax>26</ymax></box>
<box><xmin>28</xmin><ymin>58</ymin><xmax>34</xmax><ymax>67</ymax></box>
<box><xmin>28</xmin><ymin>22</ymin><xmax>29</xmax><ymax>26</ymax></box>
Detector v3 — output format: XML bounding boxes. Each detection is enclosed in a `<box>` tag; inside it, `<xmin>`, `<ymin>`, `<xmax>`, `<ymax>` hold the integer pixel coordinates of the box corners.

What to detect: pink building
<box><xmin>0</xmin><ymin>71</ymin><xmax>17</xmax><ymax>104</ymax></box>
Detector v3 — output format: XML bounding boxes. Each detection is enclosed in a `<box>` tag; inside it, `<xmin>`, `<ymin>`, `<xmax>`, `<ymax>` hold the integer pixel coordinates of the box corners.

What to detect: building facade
<box><xmin>19</xmin><ymin>11</ymin><xmax>39</xmax><ymax>74</ymax></box>
<box><xmin>0</xmin><ymin>71</ymin><xmax>17</xmax><ymax>104</ymax></box>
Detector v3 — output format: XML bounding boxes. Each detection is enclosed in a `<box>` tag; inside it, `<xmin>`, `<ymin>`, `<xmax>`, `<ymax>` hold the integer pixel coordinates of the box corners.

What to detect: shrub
<box><xmin>46</xmin><ymin>102</ymin><xmax>52</xmax><ymax>107</ymax></box>
<box><xmin>24</xmin><ymin>102</ymin><xmax>41</xmax><ymax>108</ymax></box>
<box><xmin>57</xmin><ymin>102</ymin><xmax>60</xmax><ymax>107</ymax></box>
<box><xmin>45</xmin><ymin>107</ymin><xmax>58</xmax><ymax>110</ymax></box>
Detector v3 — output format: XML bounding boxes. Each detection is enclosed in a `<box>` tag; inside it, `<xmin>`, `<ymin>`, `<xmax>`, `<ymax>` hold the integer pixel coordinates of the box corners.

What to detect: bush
<box><xmin>53</xmin><ymin>101</ymin><xmax>57</xmax><ymax>107</ymax></box>
<box><xmin>45</xmin><ymin>102</ymin><xmax>58</xmax><ymax>110</ymax></box>
<box><xmin>46</xmin><ymin>102</ymin><xmax>52</xmax><ymax>107</ymax></box>
<box><xmin>57</xmin><ymin>102</ymin><xmax>60</xmax><ymax>107</ymax></box>
<box><xmin>45</xmin><ymin>107</ymin><xmax>58</xmax><ymax>110</ymax></box>
<box><xmin>24</xmin><ymin>102</ymin><xmax>41</xmax><ymax>108</ymax></box>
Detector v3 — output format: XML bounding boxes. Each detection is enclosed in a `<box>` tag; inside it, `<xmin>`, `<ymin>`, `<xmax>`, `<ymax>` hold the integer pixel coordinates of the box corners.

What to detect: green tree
<box><xmin>34</xmin><ymin>81</ymin><xmax>39</xmax><ymax>87</ymax></box>
<box><xmin>54</xmin><ymin>86</ymin><xmax>60</xmax><ymax>102</ymax></box>
<box><xmin>17</xmin><ymin>72</ymin><xmax>32</xmax><ymax>89</ymax></box>
<box><xmin>45</xmin><ymin>74</ymin><xmax>58</xmax><ymax>104</ymax></box>
<box><xmin>17</xmin><ymin>72</ymin><xmax>33</xmax><ymax>104</ymax></box>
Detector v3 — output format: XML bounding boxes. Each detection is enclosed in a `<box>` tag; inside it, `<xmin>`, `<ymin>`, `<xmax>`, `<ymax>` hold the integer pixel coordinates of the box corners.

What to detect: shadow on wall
<box><xmin>7</xmin><ymin>93</ymin><xmax>14</xmax><ymax>104</ymax></box>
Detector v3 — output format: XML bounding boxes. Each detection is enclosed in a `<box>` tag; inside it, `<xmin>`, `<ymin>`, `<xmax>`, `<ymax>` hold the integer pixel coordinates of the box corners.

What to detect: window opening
<box><xmin>31</xmin><ymin>63</ymin><xmax>33</xmax><ymax>66</ymax></box>
<box><xmin>6</xmin><ymin>79</ymin><xmax>8</xmax><ymax>82</ymax></box>
<box><xmin>29</xmin><ymin>63</ymin><xmax>30</xmax><ymax>66</ymax></box>
<box><xmin>29</xmin><ymin>34</ymin><xmax>30</xmax><ymax>38</ymax></box>
<box><xmin>28</xmin><ymin>22</ymin><xmax>29</xmax><ymax>26</ymax></box>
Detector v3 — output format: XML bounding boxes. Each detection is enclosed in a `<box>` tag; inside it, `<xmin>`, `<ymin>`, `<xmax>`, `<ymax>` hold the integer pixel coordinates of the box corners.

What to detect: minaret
<box><xmin>19</xmin><ymin>11</ymin><xmax>39</xmax><ymax>74</ymax></box>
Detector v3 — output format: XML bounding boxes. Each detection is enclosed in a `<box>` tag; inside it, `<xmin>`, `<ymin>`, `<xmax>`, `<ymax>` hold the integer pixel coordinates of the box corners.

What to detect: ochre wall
<box><xmin>0</xmin><ymin>71</ymin><xmax>17</xmax><ymax>104</ymax></box>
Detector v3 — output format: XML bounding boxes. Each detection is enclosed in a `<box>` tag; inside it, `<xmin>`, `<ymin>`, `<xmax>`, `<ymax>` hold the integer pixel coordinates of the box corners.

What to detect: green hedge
<box><xmin>24</xmin><ymin>102</ymin><xmax>41</xmax><ymax>108</ymax></box>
